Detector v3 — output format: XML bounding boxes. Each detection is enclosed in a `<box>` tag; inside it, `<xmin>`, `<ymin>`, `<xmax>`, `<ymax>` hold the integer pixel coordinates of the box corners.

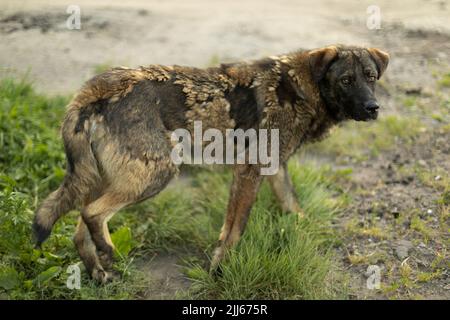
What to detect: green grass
<box><xmin>0</xmin><ymin>79</ymin><xmax>347</xmax><ymax>299</ymax></box>
<box><xmin>0</xmin><ymin>79</ymin><xmax>146</xmax><ymax>299</ymax></box>
<box><xmin>306</xmin><ymin>115</ymin><xmax>424</xmax><ymax>161</ymax></box>
<box><xmin>438</xmin><ymin>72</ymin><xmax>450</xmax><ymax>88</ymax></box>
<box><xmin>184</xmin><ymin>164</ymin><xmax>346</xmax><ymax>299</ymax></box>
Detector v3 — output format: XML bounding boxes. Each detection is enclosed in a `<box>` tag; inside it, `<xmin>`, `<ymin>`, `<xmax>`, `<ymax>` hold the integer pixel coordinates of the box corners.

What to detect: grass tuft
<box><xmin>185</xmin><ymin>164</ymin><xmax>346</xmax><ymax>299</ymax></box>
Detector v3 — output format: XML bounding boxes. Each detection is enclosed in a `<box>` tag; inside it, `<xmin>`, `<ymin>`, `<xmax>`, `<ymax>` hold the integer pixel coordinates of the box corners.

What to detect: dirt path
<box><xmin>137</xmin><ymin>253</ymin><xmax>191</xmax><ymax>299</ymax></box>
<box><xmin>0</xmin><ymin>0</ymin><xmax>448</xmax><ymax>299</ymax></box>
<box><xmin>333</xmin><ymin>129</ymin><xmax>449</xmax><ymax>299</ymax></box>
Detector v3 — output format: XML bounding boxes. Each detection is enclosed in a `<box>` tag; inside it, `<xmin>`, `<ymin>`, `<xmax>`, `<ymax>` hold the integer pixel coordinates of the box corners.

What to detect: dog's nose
<box><xmin>364</xmin><ymin>101</ymin><xmax>380</xmax><ymax>113</ymax></box>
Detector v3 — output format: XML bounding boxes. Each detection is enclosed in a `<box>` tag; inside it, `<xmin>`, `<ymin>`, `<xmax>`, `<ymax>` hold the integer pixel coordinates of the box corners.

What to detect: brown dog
<box><xmin>33</xmin><ymin>45</ymin><xmax>389</xmax><ymax>283</ymax></box>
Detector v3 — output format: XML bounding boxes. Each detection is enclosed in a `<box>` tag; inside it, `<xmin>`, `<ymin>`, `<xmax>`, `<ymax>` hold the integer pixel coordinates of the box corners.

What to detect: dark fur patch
<box><xmin>226</xmin><ymin>85</ymin><xmax>259</xmax><ymax>130</ymax></box>
<box><xmin>32</xmin><ymin>218</ymin><xmax>51</xmax><ymax>247</ymax></box>
<box><xmin>74</xmin><ymin>100</ymin><xmax>107</xmax><ymax>134</ymax></box>
<box><xmin>65</xmin><ymin>144</ymin><xmax>76</xmax><ymax>174</ymax></box>
<box><xmin>156</xmin><ymin>80</ymin><xmax>190</xmax><ymax>130</ymax></box>
<box><xmin>98</xmin><ymin>80</ymin><xmax>187</xmax><ymax>162</ymax></box>
<box><xmin>277</xmin><ymin>69</ymin><xmax>304</xmax><ymax>106</ymax></box>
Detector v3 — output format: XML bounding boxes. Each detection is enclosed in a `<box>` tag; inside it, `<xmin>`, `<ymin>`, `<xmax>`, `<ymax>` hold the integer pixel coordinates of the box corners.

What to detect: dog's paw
<box><xmin>209</xmin><ymin>246</ymin><xmax>226</xmax><ymax>278</ymax></box>
<box><xmin>97</xmin><ymin>249</ymin><xmax>114</xmax><ymax>271</ymax></box>
<box><xmin>209</xmin><ymin>262</ymin><xmax>224</xmax><ymax>279</ymax></box>
<box><xmin>91</xmin><ymin>268</ymin><xmax>119</xmax><ymax>284</ymax></box>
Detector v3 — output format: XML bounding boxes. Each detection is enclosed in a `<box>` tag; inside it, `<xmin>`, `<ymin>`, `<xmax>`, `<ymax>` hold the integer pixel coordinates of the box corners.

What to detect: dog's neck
<box><xmin>221</xmin><ymin>52</ymin><xmax>339</xmax><ymax>141</ymax></box>
<box><xmin>270</xmin><ymin>52</ymin><xmax>339</xmax><ymax>141</ymax></box>
<box><xmin>220</xmin><ymin>52</ymin><xmax>338</xmax><ymax>161</ymax></box>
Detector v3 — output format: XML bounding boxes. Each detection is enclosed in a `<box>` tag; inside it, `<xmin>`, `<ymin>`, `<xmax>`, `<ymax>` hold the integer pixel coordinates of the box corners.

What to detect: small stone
<box><xmin>391</xmin><ymin>207</ymin><xmax>400</xmax><ymax>219</ymax></box>
<box><xmin>418</xmin><ymin>159</ymin><xmax>427</xmax><ymax>167</ymax></box>
<box><xmin>404</xmin><ymin>87</ymin><xmax>422</xmax><ymax>95</ymax></box>
<box><xmin>138</xmin><ymin>9</ymin><xmax>149</xmax><ymax>16</ymax></box>
<box><xmin>427</xmin><ymin>209</ymin><xmax>433</xmax><ymax>215</ymax></box>
<box><xmin>395</xmin><ymin>240</ymin><xmax>413</xmax><ymax>260</ymax></box>
<box><xmin>395</xmin><ymin>246</ymin><xmax>408</xmax><ymax>260</ymax></box>
<box><xmin>437</xmin><ymin>52</ymin><xmax>447</xmax><ymax>59</ymax></box>
<box><xmin>435</xmin><ymin>175</ymin><xmax>441</xmax><ymax>181</ymax></box>
<box><xmin>401</xmin><ymin>175</ymin><xmax>414</xmax><ymax>185</ymax></box>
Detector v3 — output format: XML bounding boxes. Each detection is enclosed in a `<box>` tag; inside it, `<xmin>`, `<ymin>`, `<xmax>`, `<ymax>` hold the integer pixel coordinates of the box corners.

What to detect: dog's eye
<box><xmin>341</xmin><ymin>77</ymin><xmax>351</xmax><ymax>85</ymax></box>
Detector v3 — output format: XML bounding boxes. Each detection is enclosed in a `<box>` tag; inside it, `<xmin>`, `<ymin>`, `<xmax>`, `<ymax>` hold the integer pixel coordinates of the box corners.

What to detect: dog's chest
<box><xmin>261</xmin><ymin>100</ymin><xmax>333</xmax><ymax>162</ymax></box>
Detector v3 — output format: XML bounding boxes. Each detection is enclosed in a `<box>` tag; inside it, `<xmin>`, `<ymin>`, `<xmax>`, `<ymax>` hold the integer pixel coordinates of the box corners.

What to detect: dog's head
<box><xmin>309</xmin><ymin>45</ymin><xmax>389</xmax><ymax>121</ymax></box>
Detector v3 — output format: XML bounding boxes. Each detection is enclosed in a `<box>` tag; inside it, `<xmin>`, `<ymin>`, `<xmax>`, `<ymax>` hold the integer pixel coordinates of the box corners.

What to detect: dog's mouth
<box><xmin>364</xmin><ymin>100</ymin><xmax>380</xmax><ymax>121</ymax></box>
<box><xmin>346</xmin><ymin>110</ymin><xmax>375</xmax><ymax>121</ymax></box>
<box><xmin>352</xmin><ymin>103</ymin><xmax>380</xmax><ymax>121</ymax></box>
<box><xmin>355</xmin><ymin>112</ymin><xmax>378</xmax><ymax>121</ymax></box>
<box><xmin>366</xmin><ymin>108</ymin><xmax>378</xmax><ymax>120</ymax></box>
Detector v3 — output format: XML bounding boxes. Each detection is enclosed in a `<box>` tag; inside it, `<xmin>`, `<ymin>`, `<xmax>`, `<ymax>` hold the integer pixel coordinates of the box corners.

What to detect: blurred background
<box><xmin>0</xmin><ymin>0</ymin><xmax>448</xmax><ymax>300</ymax></box>
<box><xmin>0</xmin><ymin>0</ymin><xmax>448</xmax><ymax>94</ymax></box>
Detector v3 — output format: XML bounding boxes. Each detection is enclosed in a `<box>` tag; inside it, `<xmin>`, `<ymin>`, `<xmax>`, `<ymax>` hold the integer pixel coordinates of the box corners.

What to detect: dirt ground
<box><xmin>0</xmin><ymin>0</ymin><xmax>448</xmax><ymax>299</ymax></box>
<box><xmin>333</xmin><ymin>129</ymin><xmax>449</xmax><ymax>299</ymax></box>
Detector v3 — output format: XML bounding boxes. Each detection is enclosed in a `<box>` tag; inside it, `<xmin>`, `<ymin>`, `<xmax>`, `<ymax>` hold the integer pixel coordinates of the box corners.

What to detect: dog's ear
<box><xmin>367</xmin><ymin>48</ymin><xmax>389</xmax><ymax>79</ymax></box>
<box><xmin>309</xmin><ymin>46</ymin><xmax>338</xmax><ymax>83</ymax></box>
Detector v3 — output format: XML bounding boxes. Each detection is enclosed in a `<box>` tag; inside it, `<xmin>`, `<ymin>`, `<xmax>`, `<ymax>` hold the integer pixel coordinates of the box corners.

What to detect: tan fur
<box><xmin>211</xmin><ymin>164</ymin><xmax>262</xmax><ymax>271</ymax></box>
<box><xmin>267</xmin><ymin>163</ymin><xmax>303</xmax><ymax>216</ymax></box>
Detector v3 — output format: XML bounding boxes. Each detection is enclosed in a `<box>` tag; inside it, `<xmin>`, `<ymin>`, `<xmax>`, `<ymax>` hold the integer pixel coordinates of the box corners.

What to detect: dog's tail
<box><xmin>33</xmin><ymin>103</ymin><xmax>102</xmax><ymax>247</ymax></box>
<box><xmin>32</xmin><ymin>175</ymin><xmax>79</xmax><ymax>247</ymax></box>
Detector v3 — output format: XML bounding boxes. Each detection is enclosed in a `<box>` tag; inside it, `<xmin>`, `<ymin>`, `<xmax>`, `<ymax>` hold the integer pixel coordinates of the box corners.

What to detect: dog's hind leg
<box><xmin>73</xmin><ymin>217</ymin><xmax>104</xmax><ymax>280</ymax></box>
<box><xmin>80</xmin><ymin>150</ymin><xmax>176</xmax><ymax>283</ymax></box>
<box><xmin>81</xmin><ymin>192</ymin><xmax>128</xmax><ymax>283</ymax></box>
<box><xmin>210</xmin><ymin>164</ymin><xmax>262</xmax><ymax>273</ymax></box>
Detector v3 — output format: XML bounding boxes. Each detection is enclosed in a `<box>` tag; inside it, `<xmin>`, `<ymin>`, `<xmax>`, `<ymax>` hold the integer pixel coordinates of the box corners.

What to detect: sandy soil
<box><xmin>0</xmin><ymin>0</ymin><xmax>448</xmax><ymax>299</ymax></box>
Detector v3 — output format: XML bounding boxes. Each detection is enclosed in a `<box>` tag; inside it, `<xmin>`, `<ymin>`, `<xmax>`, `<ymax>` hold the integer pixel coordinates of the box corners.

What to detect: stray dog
<box><xmin>33</xmin><ymin>45</ymin><xmax>389</xmax><ymax>283</ymax></box>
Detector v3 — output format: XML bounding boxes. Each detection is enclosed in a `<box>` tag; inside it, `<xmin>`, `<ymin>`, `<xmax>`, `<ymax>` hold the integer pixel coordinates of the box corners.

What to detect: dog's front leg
<box><xmin>210</xmin><ymin>164</ymin><xmax>262</xmax><ymax>273</ymax></box>
<box><xmin>267</xmin><ymin>162</ymin><xmax>304</xmax><ymax>218</ymax></box>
